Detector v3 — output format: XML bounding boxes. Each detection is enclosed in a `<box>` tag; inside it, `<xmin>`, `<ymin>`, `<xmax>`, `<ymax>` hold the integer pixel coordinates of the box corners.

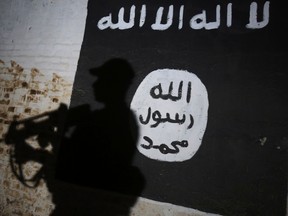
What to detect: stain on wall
<box><xmin>0</xmin><ymin>59</ymin><xmax>72</xmax><ymax>216</ymax></box>
<box><xmin>0</xmin><ymin>60</ymin><xmax>72</xmax><ymax>138</ymax></box>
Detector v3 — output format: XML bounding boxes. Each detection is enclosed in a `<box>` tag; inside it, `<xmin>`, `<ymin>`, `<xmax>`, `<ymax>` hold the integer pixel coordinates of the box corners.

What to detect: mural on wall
<box><xmin>61</xmin><ymin>0</ymin><xmax>288</xmax><ymax>215</ymax></box>
<box><xmin>130</xmin><ymin>69</ymin><xmax>208</xmax><ymax>162</ymax></box>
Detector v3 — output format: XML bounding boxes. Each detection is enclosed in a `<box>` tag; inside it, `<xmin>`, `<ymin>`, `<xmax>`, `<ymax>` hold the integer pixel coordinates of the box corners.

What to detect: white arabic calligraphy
<box><xmin>246</xmin><ymin>1</ymin><xmax>270</xmax><ymax>29</ymax></box>
<box><xmin>97</xmin><ymin>2</ymin><xmax>270</xmax><ymax>31</ymax></box>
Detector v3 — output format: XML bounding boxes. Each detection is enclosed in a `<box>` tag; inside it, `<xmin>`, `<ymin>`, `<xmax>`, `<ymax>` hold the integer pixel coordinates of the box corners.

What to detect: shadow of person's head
<box><xmin>86</xmin><ymin>58</ymin><xmax>144</xmax><ymax>196</ymax></box>
<box><xmin>90</xmin><ymin>58</ymin><xmax>134</xmax><ymax>105</ymax></box>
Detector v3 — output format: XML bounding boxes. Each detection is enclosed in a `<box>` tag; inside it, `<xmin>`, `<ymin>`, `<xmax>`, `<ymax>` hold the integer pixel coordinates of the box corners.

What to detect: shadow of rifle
<box><xmin>4</xmin><ymin>103</ymin><xmax>68</xmax><ymax>189</ymax></box>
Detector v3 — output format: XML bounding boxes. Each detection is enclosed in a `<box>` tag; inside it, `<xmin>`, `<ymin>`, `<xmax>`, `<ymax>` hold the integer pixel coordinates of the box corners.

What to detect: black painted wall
<box><xmin>59</xmin><ymin>1</ymin><xmax>288</xmax><ymax>215</ymax></box>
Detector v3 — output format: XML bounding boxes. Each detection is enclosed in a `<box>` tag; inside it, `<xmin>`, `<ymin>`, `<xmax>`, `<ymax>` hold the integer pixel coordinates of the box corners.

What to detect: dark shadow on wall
<box><xmin>5</xmin><ymin>58</ymin><xmax>145</xmax><ymax>216</ymax></box>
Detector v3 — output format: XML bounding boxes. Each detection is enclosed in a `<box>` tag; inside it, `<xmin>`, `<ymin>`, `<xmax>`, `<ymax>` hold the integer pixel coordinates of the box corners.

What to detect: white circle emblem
<box><xmin>130</xmin><ymin>69</ymin><xmax>209</xmax><ymax>162</ymax></box>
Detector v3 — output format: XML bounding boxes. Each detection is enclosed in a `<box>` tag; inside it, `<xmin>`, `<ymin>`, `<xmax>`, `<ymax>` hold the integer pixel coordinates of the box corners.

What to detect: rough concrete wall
<box><xmin>0</xmin><ymin>60</ymin><xmax>72</xmax><ymax>216</ymax></box>
<box><xmin>0</xmin><ymin>0</ymin><xmax>88</xmax><ymax>215</ymax></box>
<box><xmin>0</xmin><ymin>1</ymin><xmax>284</xmax><ymax>216</ymax></box>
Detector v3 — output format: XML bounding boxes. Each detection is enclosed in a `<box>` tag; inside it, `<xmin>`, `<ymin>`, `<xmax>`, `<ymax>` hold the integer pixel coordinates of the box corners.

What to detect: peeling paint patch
<box><xmin>258</xmin><ymin>137</ymin><xmax>267</xmax><ymax>146</ymax></box>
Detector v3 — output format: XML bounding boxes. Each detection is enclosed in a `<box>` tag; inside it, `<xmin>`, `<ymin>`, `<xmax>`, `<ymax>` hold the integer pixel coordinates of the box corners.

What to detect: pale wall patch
<box><xmin>0</xmin><ymin>60</ymin><xmax>72</xmax><ymax>216</ymax></box>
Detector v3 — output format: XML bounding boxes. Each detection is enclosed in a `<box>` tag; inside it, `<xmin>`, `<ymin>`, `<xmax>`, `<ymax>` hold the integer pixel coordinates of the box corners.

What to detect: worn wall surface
<box><xmin>0</xmin><ymin>1</ymin><xmax>86</xmax><ymax>215</ymax></box>
<box><xmin>0</xmin><ymin>0</ymin><xmax>223</xmax><ymax>216</ymax></box>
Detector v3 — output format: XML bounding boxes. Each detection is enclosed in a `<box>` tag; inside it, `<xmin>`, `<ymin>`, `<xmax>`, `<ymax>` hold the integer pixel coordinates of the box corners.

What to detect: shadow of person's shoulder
<box><xmin>65</xmin><ymin>104</ymin><xmax>92</xmax><ymax>126</ymax></box>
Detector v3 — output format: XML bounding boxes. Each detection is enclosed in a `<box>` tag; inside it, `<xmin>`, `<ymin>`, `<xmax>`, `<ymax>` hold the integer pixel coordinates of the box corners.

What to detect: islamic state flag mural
<box><xmin>60</xmin><ymin>1</ymin><xmax>288</xmax><ymax>215</ymax></box>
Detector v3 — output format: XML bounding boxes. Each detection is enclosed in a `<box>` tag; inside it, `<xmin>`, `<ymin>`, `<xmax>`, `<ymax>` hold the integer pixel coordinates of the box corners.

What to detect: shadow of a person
<box><xmin>55</xmin><ymin>58</ymin><xmax>145</xmax><ymax>215</ymax></box>
<box><xmin>5</xmin><ymin>58</ymin><xmax>145</xmax><ymax>216</ymax></box>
